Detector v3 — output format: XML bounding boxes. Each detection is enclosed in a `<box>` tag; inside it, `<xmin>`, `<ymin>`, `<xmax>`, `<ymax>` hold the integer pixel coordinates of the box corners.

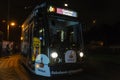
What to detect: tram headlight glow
<box><xmin>79</xmin><ymin>52</ymin><xmax>84</xmax><ymax>58</ymax></box>
<box><xmin>51</xmin><ymin>52</ymin><xmax>58</xmax><ymax>59</ymax></box>
<box><xmin>35</xmin><ymin>63</ymin><xmax>40</xmax><ymax>68</ymax></box>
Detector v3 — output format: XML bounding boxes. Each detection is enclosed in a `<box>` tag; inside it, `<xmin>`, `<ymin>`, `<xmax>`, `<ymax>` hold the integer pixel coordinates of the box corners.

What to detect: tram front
<box><xmin>48</xmin><ymin>18</ymin><xmax>84</xmax><ymax>75</ymax></box>
<box><xmin>35</xmin><ymin>5</ymin><xmax>85</xmax><ymax>77</ymax></box>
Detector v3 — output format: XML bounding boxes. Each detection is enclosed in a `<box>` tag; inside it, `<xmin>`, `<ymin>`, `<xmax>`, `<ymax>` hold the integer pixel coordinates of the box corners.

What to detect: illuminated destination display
<box><xmin>56</xmin><ymin>8</ymin><xmax>77</xmax><ymax>17</ymax></box>
<box><xmin>48</xmin><ymin>6</ymin><xmax>77</xmax><ymax>17</ymax></box>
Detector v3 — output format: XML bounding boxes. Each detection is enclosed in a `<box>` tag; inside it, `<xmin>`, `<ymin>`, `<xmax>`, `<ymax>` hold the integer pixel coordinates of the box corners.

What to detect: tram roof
<box><xmin>22</xmin><ymin>0</ymin><xmax>78</xmax><ymax>27</ymax></box>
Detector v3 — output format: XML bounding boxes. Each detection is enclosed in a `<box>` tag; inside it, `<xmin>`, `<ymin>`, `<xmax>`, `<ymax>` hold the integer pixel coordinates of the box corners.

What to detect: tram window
<box><xmin>49</xmin><ymin>18</ymin><xmax>80</xmax><ymax>49</ymax></box>
<box><xmin>51</xmin><ymin>20</ymin><xmax>56</xmax><ymax>26</ymax></box>
<box><xmin>34</xmin><ymin>25</ymin><xmax>45</xmax><ymax>47</ymax></box>
<box><xmin>24</xmin><ymin>29</ymin><xmax>28</xmax><ymax>41</ymax></box>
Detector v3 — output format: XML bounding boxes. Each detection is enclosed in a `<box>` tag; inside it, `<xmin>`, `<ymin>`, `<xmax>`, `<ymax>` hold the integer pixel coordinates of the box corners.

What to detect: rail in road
<box><xmin>0</xmin><ymin>55</ymin><xmax>30</xmax><ymax>80</ymax></box>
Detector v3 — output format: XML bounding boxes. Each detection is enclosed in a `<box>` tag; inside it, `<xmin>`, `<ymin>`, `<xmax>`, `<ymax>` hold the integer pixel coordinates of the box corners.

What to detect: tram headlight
<box><xmin>35</xmin><ymin>63</ymin><xmax>40</xmax><ymax>68</ymax></box>
<box><xmin>51</xmin><ymin>52</ymin><xmax>58</xmax><ymax>59</ymax></box>
<box><xmin>79</xmin><ymin>52</ymin><xmax>84</xmax><ymax>58</ymax></box>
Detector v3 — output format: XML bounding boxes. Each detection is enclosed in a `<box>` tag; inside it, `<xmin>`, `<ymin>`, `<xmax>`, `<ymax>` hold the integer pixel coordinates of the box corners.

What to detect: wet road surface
<box><xmin>0</xmin><ymin>55</ymin><xmax>30</xmax><ymax>80</ymax></box>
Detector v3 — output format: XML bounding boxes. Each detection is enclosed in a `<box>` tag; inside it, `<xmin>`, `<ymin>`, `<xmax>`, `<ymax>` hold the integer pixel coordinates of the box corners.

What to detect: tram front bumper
<box><xmin>49</xmin><ymin>63</ymin><xmax>83</xmax><ymax>75</ymax></box>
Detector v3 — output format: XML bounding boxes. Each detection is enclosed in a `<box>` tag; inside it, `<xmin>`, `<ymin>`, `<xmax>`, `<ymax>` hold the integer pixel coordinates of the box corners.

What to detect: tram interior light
<box><xmin>39</xmin><ymin>37</ymin><xmax>43</xmax><ymax>40</ymax></box>
<box><xmin>20</xmin><ymin>37</ymin><xmax>23</xmax><ymax>41</ymax></box>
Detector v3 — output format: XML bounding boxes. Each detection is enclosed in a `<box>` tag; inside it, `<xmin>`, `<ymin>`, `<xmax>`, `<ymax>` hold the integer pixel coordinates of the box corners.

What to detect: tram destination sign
<box><xmin>56</xmin><ymin>8</ymin><xmax>77</xmax><ymax>17</ymax></box>
<box><xmin>48</xmin><ymin>6</ymin><xmax>78</xmax><ymax>17</ymax></box>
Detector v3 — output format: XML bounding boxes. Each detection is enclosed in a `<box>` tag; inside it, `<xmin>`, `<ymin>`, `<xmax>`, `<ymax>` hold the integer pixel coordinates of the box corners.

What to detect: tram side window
<box><xmin>22</xmin><ymin>23</ymin><xmax>33</xmax><ymax>55</ymax></box>
<box><xmin>33</xmin><ymin>21</ymin><xmax>45</xmax><ymax>52</ymax></box>
<box><xmin>23</xmin><ymin>29</ymin><xmax>29</xmax><ymax>54</ymax></box>
<box><xmin>24</xmin><ymin>30</ymin><xmax>28</xmax><ymax>41</ymax></box>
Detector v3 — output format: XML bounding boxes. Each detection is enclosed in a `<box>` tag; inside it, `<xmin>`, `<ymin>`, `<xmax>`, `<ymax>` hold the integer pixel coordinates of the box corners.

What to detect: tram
<box><xmin>21</xmin><ymin>0</ymin><xmax>85</xmax><ymax>77</ymax></box>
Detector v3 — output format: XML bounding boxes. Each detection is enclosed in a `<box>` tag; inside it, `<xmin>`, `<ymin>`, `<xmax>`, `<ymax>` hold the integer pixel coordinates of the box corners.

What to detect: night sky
<box><xmin>0</xmin><ymin>0</ymin><xmax>120</xmax><ymax>45</ymax></box>
<box><xmin>0</xmin><ymin>0</ymin><xmax>120</xmax><ymax>24</ymax></box>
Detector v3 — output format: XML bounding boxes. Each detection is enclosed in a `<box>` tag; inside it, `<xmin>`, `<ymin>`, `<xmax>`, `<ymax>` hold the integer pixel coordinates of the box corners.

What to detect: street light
<box><xmin>7</xmin><ymin>21</ymin><xmax>16</xmax><ymax>41</ymax></box>
<box><xmin>10</xmin><ymin>22</ymin><xmax>16</xmax><ymax>26</ymax></box>
<box><xmin>2</xmin><ymin>20</ymin><xmax>16</xmax><ymax>41</ymax></box>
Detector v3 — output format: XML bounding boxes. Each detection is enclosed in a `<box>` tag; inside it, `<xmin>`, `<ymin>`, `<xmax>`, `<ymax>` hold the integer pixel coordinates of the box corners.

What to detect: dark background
<box><xmin>0</xmin><ymin>0</ymin><xmax>120</xmax><ymax>24</ymax></box>
<box><xmin>0</xmin><ymin>0</ymin><xmax>120</xmax><ymax>45</ymax></box>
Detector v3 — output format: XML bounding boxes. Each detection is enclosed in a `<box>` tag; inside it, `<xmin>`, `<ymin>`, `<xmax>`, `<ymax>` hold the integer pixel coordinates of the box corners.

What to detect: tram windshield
<box><xmin>49</xmin><ymin>18</ymin><xmax>81</xmax><ymax>49</ymax></box>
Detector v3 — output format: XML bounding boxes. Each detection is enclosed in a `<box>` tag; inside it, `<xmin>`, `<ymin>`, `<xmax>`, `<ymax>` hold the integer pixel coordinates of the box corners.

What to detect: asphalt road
<box><xmin>0</xmin><ymin>55</ymin><xmax>30</xmax><ymax>80</ymax></box>
<box><xmin>0</xmin><ymin>54</ymin><xmax>120</xmax><ymax>80</ymax></box>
